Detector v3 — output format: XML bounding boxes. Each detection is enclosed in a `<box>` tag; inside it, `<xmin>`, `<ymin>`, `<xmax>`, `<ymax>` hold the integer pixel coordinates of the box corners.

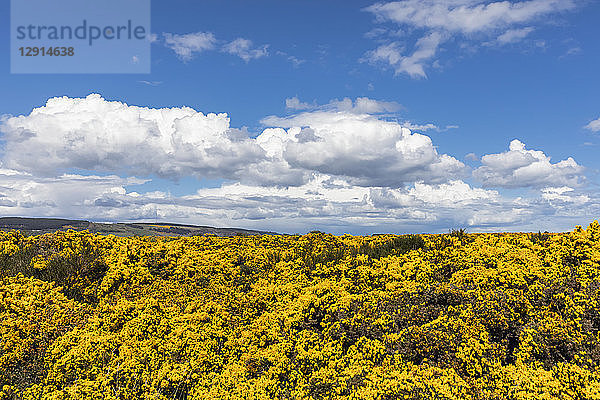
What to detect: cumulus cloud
<box><xmin>261</xmin><ymin>110</ymin><xmax>465</xmax><ymax>187</ymax></box>
<box><xmin>222</xmin><ymin>38</ymin><xmax>269</xmax><ymax>62</ymax></box>
<box><xmin>163</xmin><ymin>32</ymin><xmax>217</xmax><ymax>61</ymax></box>
<box><xmin>584</xmin><ymin>117</ymin><xmax>600</xmax><ymax>132</ymax></box>
<box><xmin>0</xmin><ymin>94</ymin><xmax>461</xmax><ymax>189</ymax></box>
<box><xmin>473</xmin><ymin>139</ymin><xmax>585</xmax><ymax>188</ymax></box>
<box><xmin>0</xmin><ymin>94</ymin><xmax>268</xmax><ymax>182</ymax></box>
<box><xmin>364</xmin><ymin>0</ymin><xmax>577</xmax><ymax>77</ymax></box>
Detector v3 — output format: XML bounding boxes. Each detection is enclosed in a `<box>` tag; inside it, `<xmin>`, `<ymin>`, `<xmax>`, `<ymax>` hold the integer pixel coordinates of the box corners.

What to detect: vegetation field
<box><xmin>1</xmin><ymin>222</ymin><xmax>600</xmax><ymax>399</ymax></box>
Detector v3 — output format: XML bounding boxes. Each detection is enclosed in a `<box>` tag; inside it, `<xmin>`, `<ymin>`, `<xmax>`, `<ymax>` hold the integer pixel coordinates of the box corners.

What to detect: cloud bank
<box><xmin>0</xmin><ymin>94</ymin><xmax>593</xmax><ymax>234</ymax></box>
<box><xmin>1</xmin><ymin>94</ymin><xmax>464</xmax><ymax>188</ymax></box>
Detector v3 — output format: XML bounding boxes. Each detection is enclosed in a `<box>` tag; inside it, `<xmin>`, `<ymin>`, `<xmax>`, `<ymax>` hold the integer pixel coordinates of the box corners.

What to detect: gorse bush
<box><xmin>0</xmin><ymin>222</ymin><xmax>599</xmax><ymax>399</ymax></box>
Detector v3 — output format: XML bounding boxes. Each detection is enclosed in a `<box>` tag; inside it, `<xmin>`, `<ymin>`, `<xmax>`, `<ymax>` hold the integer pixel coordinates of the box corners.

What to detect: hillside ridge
<box><xmin>0</xmin><ymin>216</ymin><xmax>275</xmax><ymax>237</ymax></box>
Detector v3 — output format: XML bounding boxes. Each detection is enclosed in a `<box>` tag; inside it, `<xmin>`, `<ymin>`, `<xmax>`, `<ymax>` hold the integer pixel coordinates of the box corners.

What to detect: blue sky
<box><xmin>0</xmin><ymin>0</ymin><xmax>599</xmax><ymax>234</ymax></box>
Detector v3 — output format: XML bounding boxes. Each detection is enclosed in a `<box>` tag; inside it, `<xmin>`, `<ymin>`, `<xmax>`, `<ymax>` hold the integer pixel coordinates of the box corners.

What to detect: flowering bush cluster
<box><xmin>1</xmin><ymin>222</ymin><xmax>599</xmax><ymax>399</ymax></box>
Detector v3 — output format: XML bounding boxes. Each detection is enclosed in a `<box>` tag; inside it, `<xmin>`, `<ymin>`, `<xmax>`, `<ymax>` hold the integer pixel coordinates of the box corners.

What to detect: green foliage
<box><xmin>358</xmin><ymin>234</ymin><xmax>426</xmax><ymax>259</ymax></box>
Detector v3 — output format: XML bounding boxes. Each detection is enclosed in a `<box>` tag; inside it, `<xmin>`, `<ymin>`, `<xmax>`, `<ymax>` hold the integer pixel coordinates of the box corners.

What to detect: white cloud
<box><xmin>366</xmin><ymin>0</ymin><xmax>575</xmax><ymax>34</ymax></box>
<box><xmin>163</xmin><ymin>32</ymin><xmax>217</xmax><ymax>61</ymax></box>
<box><xmin>0</xmin><ymin>94</ymin><xmax>460</xmax><ymax>189</ymax></box>
<box><xmin>138</xmin><ymin>80</ymin><xmax>163</xmax><ymax>86</ymax></box>
<box><xmin>561</xmin><ymin>46</ymin><xmax>582</xmax><ymax>58</ymax></box>
<box><xmin>192</xmin><ymin>177</ymin><xmax>500</xmax><ymax>227</ymax></box>
<box><xmin>0</xmin><ymin>168</ymin><xmax>148</xmax><ymax>219</ymax></box>
<box><xmin>0</xmin><ymin>165</ymin><xmax>596</xmax><ymax>233</ymax></box>
<box><xmin>496</xmin><ymin>27</ymin><xmax>535</xmax><ymax>44</ymax></box>
<box><xmin>347</xmin><ymin>97</ymin><xmax>403</xmax><ymax>114</ymax></box>
<box><xmin>401</xmin><ymin>122</ymin><xmax>439</xmax><ymax>132</ymax></box>
<box><xmin>162</xmin><ymin>33</ymin><xmax>269</xmax><ymax>63</ymax></box>
<box><xmin>287</xmin><ymin>97</ymin><xmax>449</xmax><ymax>133</ymax></box>
<box><xmin>541</xmin><ymin>186</ymin><xmax>590</xmax><ymax>205</ymax></box>
<box><xmin>473</xmin><ymin>139</ymin><xmax>585</xmax><ymax>188</ymax></box>
<box><xmin>182</xmin><ymin>176</ymin><xmax>597</xmax><ymax>232</ymax></box>
<box><xmin>276</xmin><ymin>51</ymin><xmax>305</xmax><ymax>67</ymax></box>
<box><xmin>378</xmin><ymin>31</ymin><xmax>443</xmax><ymax>78</ymax></box>
<box><xmin>364</xmin><ymin>0</ymin><xmax>577</xmax><ymax>77</ymax></box>
<box><xmin>284</xmin><ymin>96</ymin><xmax>402</xmax><ymax>114</ymax></box>
<box><xmin>584</xmin><ymin>117</ymin><xmax>600</xmax><ymax>132</ymax></box>
<box><xmin>285</xmin><ymin>96</ymin><xmax>314</xmax><ymax>110</ymax></box>
<box><xmin>370</xmin><ymin>180</ymin><xmax>498</xmax><ymax>208</ymax></box>
<box><xmin>0</xmin><ymin>170</ymin><xmax>496</xmax><ymax>232</ymax></box>
<box><xmin>364</xmin><ymin>27</ymin><xmax>389</xmax><ymax>39</ymax></box>
<box><xmin>222</xmin><ymin>38</ymin><xmax>269</xmax><ymax>62</ymax></box>
<box><xmin>465</xmin><ymin>152</ymin><xmax>478</xmax><ymax>161</ymax></box>
<box><xmin>363</xmin><ymin>42</ymin><xmax>403</xmax><ymax>71</ymax></box>
<box><xmin>261</xmin><ymin>110</ymin><xmax>465</xmax><ymax>187</ymax></box>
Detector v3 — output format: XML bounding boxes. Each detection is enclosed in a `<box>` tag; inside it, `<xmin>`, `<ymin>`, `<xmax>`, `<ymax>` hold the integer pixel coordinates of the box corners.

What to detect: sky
<box><xmin>0</xmin><ymin>0</ymin><xmax>599</xmax><ymax>234</ymax></box>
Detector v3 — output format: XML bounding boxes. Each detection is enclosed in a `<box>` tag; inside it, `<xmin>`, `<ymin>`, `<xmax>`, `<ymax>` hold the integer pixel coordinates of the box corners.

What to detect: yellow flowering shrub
<box><xmin>0</xmin><ymin>222</ymin><xmax>599</xmax><ymax>399</ymax></box>
<box><xmin>0</xmin><ymin>275</ymin><xmax>89</xmax><ymax>398</ymax></box>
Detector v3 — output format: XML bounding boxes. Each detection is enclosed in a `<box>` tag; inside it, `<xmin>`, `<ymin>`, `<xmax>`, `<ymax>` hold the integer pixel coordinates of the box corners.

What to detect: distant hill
<box><xmin>0</xmin><ymin>217</ymin><xmax>275</xmax><ymax>237</ymax></box>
